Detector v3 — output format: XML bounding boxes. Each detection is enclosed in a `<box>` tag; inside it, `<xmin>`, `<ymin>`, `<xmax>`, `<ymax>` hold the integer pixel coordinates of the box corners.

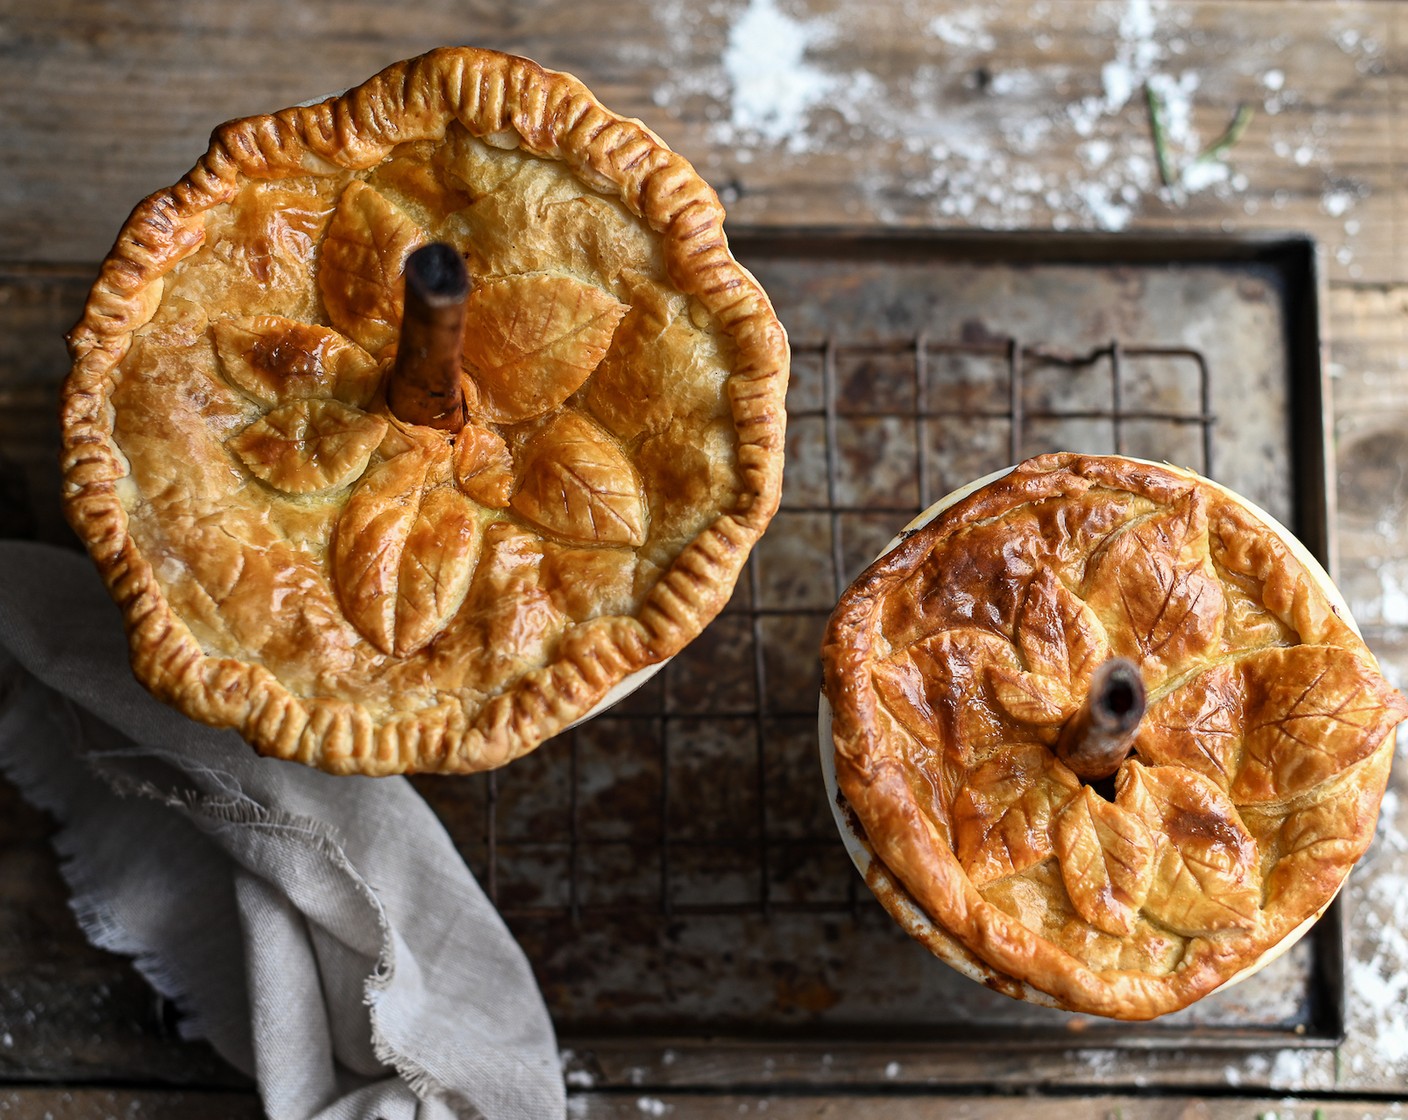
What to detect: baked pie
<box><xmin>822</xmin><ymin>453</ymin><xmax>1407</xmax><ymax>1019</ymax></box>
<box><xmin>60</xmin><ymin>48</ymin><xmax>788</xmax><ymax>775</ymax></box>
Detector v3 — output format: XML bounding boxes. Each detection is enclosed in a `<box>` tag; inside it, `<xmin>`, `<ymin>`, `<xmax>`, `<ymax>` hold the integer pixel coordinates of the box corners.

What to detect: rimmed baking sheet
<box><xmin>419</xmin><ymin>230</ymin><xmax>1338</xmax><ymax>1059</ymax></box>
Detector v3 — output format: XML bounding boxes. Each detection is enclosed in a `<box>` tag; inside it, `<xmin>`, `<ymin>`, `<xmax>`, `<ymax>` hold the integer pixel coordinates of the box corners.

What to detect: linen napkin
<box><xmin>0</xmin><ymin>540</ymin><xmax>565</xmax><ymax>1120</ymax></box>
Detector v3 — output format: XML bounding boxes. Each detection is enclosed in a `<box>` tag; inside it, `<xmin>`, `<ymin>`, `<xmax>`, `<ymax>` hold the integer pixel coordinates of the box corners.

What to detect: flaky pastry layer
<box><xmin>823</xmin><ymin>453</ymin><xmax>1407</xmax><ymax>1019</ymax></box>
<box><xmin>61</xmin><ymin>47</ymin><xmax>788</xmax><ymax>775</ymax></box>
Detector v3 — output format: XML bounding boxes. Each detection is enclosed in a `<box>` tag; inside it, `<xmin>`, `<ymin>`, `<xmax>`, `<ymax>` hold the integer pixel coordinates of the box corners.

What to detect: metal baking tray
<box><xmin>414</xmin><ymin>229</ymin><xmax>1335</xmax><ymax>1077</ymax></box>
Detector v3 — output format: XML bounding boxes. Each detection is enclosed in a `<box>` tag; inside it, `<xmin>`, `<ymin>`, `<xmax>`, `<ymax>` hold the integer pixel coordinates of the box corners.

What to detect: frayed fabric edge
<box><xmin>1</xmin><ymin>675</ymin><xmax>555</xmax><ymax>1120</ymax></box>
<box><xmin>94</xmin><ymin>745</ymin><xmax>557</xmax><ymax>1118</ymax></box>
<box><xmin>0</xmin><ymin>702</ymin><xmax>239</xmax><ymax>1064</ymax></box>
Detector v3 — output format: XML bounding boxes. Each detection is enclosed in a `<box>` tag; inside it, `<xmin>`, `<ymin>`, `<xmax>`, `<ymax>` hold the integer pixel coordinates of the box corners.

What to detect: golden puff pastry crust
<box><xmin>61</xmin><ymin>47</ymin><xmax>788</xmax><ymax>776</ymax></box>
<box><xmin>822</xmin><ymin>453</ymin><xmax>1408</xmax><ymax>1019</ymax></box>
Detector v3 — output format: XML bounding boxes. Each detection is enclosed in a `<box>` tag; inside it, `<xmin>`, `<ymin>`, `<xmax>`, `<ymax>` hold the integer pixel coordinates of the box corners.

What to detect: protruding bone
<box><xmin>1056</xmin><ymin>657</ymin><xmax>1147</xmax><ymax>781</ymax></box>
<box><xmin>387</xmin><ymin>242</ymin><xmax>468</xmax><ymax>430</ymax></box>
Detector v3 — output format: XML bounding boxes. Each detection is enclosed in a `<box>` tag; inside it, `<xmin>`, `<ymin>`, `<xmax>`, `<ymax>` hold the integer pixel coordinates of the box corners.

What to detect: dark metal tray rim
<box><xmin>722</xmin><ymin>227</ymin><xmax>1341</xmax><ymax>1052</ymax></box>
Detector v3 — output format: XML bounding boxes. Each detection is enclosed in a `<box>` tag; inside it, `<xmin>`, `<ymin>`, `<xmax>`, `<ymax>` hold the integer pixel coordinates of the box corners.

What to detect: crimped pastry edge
<box><xmin>821</xmin><ymin>452</ymin><xmax>1400</xmax><ymax>1019</ymax></box>
<box><xmin>60</xmin><ymin>46</ymin><xmax>789</xmax><ymax>776</ymax></box>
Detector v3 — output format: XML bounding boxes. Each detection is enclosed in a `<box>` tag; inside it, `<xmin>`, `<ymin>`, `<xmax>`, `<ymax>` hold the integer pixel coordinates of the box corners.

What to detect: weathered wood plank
<box><xmin>0</xmin><ymin>963</ymin><xmax>244</xmax><ymax>1086</ymax></box>
<box><xmin>0</xmin><ymin>1087</ymin><xmax>261</xmax><ymax>1119</ymax></box>
<box><xmin>558</xmin><ymin>1036</ymin><xmax>1339</xmax><ymax>1094</ymax></box>
<box><xmin>1333</xmin><ymin>407</ymin><xmax>1408</xmax><ymax>637</ymax></box>
<box><xmin>567</xmin><ymin>1096</ymin><xmax>1407</xmax><ymax>1120</ymax></box>
<box><xmin>0</xmin><ymin>783</ymin><xmax>245</xmax><ymax>1086</ymax></box>
<box><xmin>1</xmin><ymin>1089</ymin><xmax>1402</xmax><ymax>1120</ymax></box>
<box><xmin>1333</xmin><ymin>622</ymin><xmax>1408</xmax><ymax>1094</ymax></box>
<box><xmin>0</xmin><ymin>267</ymin><xmax>89</xmax><ymax>545</ymax></box>
<box><xmin>1</xmin><ymin>2</ymin><xmax>1402</xmax><ymax>283</ymax></box>
<box><xmin>1326</xmin><ymin>286</ymin><xmax>1408</xmax><ymax>415</ymax></box>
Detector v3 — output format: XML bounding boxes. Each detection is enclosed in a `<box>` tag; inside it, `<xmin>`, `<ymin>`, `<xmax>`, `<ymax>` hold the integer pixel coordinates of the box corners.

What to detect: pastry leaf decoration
<box><xmin>989</xmin><ymin>664</ymin><xmax>1073</xmax><ymax>727</ymax></box>
<box><xmin>1054</xmin><ymin>786</ymin><xmax>1156</xmax><ymax>936</ymax></box>
<box><xmin>462</xmin><ymin>274</ymin><xmax>628</xmax><ymax>423</ymax></box>
<box><xmin>1134</xmin><ymin>645</ymin><xmax>1407</xmax><ymax>805</ymax></box>
<box><xmin>510</xmin><ymin>411</ymin><xmax>647</xmax><ymax>546</ymax></box>
<box><xmin>951</xmin><ymin>743</ymin><xmax>1080</xmax><ymax>885</ymax></box>
<box><xmin>332</xmin><ymin>443</ymin><xmax>480</xmax><ymax>657</ymax></box>
<box><xmin>215</xmin><ymin>177</ymin><xmax>668</xmax><ymax>660</ymax></box>
<box><xmin>876</xmin><ymin>629</ymin><xmax>1033</xmax><ymax>763</ymax></box>
<box><xmin>1083</xmin><ymin>491</ymin><xmax>1226</xmax><ymax>687</ymax></box>
<box><xmin>1133</xmin><ymin>660</ymin><xmax>1242</xmax><ymax>787</ymax></box>
<box><xmin>989</xmin><ymin>572</ymin><xmax>1111</xmax><ymax>727</ymax></box>
<box><xmin>1118</xmin><ymin>762</ymin><xmax>1259</xmax><ymax>935</ymax></box>
<box><xmin>452</xmin><ymin>422</ymin><xmax>514</xmax><ymax>509</ymax></box>
<box><xmin>318</xmin><ymin>181</ymin><xmax>428</xmax><ymax>357</ymax></box>
<box><xmin>1016</xmin><ymin>568</ymin><xmax>1109</xmax><ymax>692</ymax></box>
<box><xmin>227</xmin><ymin>400</ymin><xmax>387</xmax><ymax>494</ymax></box>
<box><xmin>213</xmin><ymin>315</ymin><xmax>382</xmax><ymax>407</ymax></box>
<box><xmin>867</xmin><ymin>462</ymin><xmax>1408</xmax><ymax>955</ymax></box>
<box><xmin>453</xmin><ymin>522</ymin><xmax>571</xmax><ymax>693</ymax></box>
<box><xmin>1233</xmin><ymin>644</ymin><xmax>1408</xmax><ymax>804</ymax></box>
<box><xmin>1264</xmin><ymin>761</ymin><xmax>1388</xmax><ymax>908</ymax></box>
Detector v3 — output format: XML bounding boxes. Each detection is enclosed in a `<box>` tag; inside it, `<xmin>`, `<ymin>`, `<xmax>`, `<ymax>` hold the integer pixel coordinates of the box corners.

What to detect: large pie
<box><xmin>822</xmin><ymin>453</ymin><xmax>1408</xmax><ymax>1019</ymax></box>
<box><xmin>60</xmin><ymin>48</ymin><xmax>788</xmax><ymax>776</ymax></box>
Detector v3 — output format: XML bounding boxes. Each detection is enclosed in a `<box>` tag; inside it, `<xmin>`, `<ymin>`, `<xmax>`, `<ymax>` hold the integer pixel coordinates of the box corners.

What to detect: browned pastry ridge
<box><xmin>60</xmin><ymin>47</ymin><xmax>789</xmax><ymax>776</ymax></box>
<box><xmin>822</xmin><ymin>453</ymin><xmax>1408</xmax><ymax>1020</ymax></box>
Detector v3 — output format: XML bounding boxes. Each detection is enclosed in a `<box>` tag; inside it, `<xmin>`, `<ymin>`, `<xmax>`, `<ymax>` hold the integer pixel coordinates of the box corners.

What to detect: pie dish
<box><xmin>60</xmin><ymin>47</ymin><xmax>789</xmax><ymax>776</ymax></box>
<box><xmin>822</xmin><ymin>453</ymin><xmax>1408</xmax><ymax>1019</ymax></box>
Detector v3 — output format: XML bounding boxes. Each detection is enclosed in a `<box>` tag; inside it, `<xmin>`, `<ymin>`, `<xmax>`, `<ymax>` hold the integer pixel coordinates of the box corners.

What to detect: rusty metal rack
<box><xmin>412</xmin><ymin>231</ymin><xmax>1337</xmax><ymax>1065</ymax></box>
<box><xmin>474</xmin><ymin>335</ymin><xmax>1216</xmax><ymax>921</ymax></box>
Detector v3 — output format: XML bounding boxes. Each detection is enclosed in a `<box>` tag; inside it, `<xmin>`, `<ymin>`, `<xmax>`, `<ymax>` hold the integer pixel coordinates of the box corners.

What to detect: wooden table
<box><xmin>3</xmin><ymin>2</ymin><xmax>1407</xmax><ymax>1116</ymax></box>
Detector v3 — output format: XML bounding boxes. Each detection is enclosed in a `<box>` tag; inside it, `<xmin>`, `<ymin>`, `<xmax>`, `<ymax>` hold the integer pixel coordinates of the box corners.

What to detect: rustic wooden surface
<box><xmin>3</xmin><ymin>0</ymin><xmax>1408</xmax><ymax>1116</ymax></box>
<box><xmin>1</xmin><ymin>1089</ymin><xmax>1403</xmax><ymax>1120</ymax></box>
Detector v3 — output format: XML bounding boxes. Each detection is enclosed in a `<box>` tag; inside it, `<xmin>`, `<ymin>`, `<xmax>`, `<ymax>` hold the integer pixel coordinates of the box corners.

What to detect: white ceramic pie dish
<box><xmin>817</xmin><ymin>458</ymin><xmax>1374</xmax><ymax>1010</ymax></box>
<box><xmin>568</xmin><ymin>658</ymin><xmax>670</xmax><ymax>729</ymax></box>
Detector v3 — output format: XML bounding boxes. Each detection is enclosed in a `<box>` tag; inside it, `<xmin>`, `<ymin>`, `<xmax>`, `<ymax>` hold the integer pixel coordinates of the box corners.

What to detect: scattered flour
<box><xmin>637</xmin><ymin>1098</ymin><xmax>671</xmax><ymax>1117</ymax></box>
<box><xmin>1378</xmin><ymin>788</ymin><xmax>1405</xmax><ymax>854</ymax></box>
<box><xmin>1349</xmin><ymin>868</ymin><xmax>1408</xmax><ymax>1068</ymax></box>
<box><xmin>1349</xmin><ymin>560</ymin><xmax>1408</xmax><ymax>634</ymax></box>
<box><xmin>1322</xmin><ymin>186</ymin><xmax>1360</xmax><ymax>218</ymax></box>
<box><xmin>1268</xmin><ymin>1049</ymin><xmax>1314</xmax><ymax>1088</ymax></box>
<box><xmin>1233</xmin><ymin>1050</ymin><xmax>1320</xmax><ymax>1091</ymax></box>
<box><xmin>718</xmin><ymin>0</ymin><xmax>846</xmax><ymax>151</ymax></box>
<box><xmin>1179</xmin><ymin>158</ymin><xmax>1230</xmax><ymax>194</ymax></box>
<box><xmin>929</xmin><ymin>9</ymin><xmax>995</xmax><ymax>52</ymax></box>
<box><xmin>1074</xmin><ymin>1047</ymin><xmax>1121</xmax><ymax>1076</ymax></box>
<box><xmin>1378</xmin><ymin>567</ymin><xmax>1408</xmax><ymax>628</ymax></box>
<box><xmin>645</xmin><ymin>0</ymin><xmax>1371</xmax><ymax>237</ymax></box>
<box><xmin>1342</xmin><ymin>734</ymin><xmax>1408</xmax><ymax>1073</ymax></box>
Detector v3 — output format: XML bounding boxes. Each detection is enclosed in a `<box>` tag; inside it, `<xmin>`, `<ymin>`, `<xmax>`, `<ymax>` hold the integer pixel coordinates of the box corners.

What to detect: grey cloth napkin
<box><xmin>0</xmin><ymin>540</ymin><xmax>565</xmax><ymax>1120</ymax></box>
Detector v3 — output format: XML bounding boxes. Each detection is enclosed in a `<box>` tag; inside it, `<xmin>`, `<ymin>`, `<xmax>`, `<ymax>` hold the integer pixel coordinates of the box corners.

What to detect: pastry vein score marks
<box><xmin>59</xmin><ymin>48</ymin><xmax>790</xmax><ymax>776</ymax></box>
<box><xmin>823</xmin><ymin>453</ymin><xmax>1408</xmax><ymax>1019</ymax></box>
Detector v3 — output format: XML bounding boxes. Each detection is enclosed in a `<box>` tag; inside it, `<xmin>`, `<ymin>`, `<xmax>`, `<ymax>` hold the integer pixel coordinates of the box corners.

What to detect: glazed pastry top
<box><xmin>823</xmin><ymin>453</ymin><xmax>1408</xmax><ymax>1019</ymax></box>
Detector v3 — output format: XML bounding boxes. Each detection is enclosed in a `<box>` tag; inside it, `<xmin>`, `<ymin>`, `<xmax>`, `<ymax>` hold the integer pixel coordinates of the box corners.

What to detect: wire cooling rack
<box><xmin>471</xmin><ymin>335</ymin><xmax>1216</xmax><ymax>921</ymax></box>
<box><xmin>411</xmin><ymin>232</ymin><xmax>1337</xmax><ymax>1051</ymax></box>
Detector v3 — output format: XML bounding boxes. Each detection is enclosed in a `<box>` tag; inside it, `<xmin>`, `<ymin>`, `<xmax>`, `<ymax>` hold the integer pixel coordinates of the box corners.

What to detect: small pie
<box><xmin>60</xmin><ymin>48</ymin><xmax>789</xmax><ymax>776</ymax></box>
<box><xmin>822</xmin><ymin>453</ymin><xmax>1408</xmax><ymax>1019</ymax></box>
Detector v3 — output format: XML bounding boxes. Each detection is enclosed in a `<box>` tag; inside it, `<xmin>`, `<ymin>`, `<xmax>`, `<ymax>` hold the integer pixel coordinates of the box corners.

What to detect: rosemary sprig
<box><xmin>1195</xmin><ymin>102</ymin><xmax>1255</xmax><ymax>165</ymax></box>
<box><xmin>1145</xmin><ymin>82</ymin><xmax>1176</xmax><ymax>188</ymax></box>
<box><xmin>1144</xmin><ymin>81</ymin><xmax>1255</xmax><ymax>187</ymax></box>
